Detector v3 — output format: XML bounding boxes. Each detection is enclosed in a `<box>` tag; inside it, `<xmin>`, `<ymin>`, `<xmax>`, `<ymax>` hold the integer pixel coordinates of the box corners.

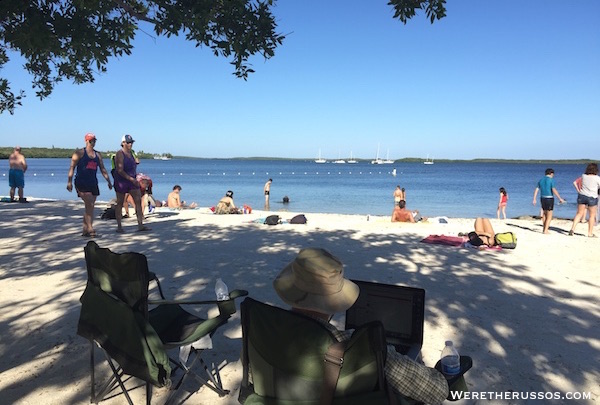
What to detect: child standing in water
<box><xmin>497</xmin><ymin>187</ymin><xmax>508</xmax><ymax>219</ymax></box>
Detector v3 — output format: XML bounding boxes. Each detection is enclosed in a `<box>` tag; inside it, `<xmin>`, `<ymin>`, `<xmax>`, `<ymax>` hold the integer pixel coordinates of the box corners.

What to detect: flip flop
<box><xmin>116</xmin><ymin>228</ymin><xmax>125</xmax><ymax>234</ymax></box>
<box><xmin>568</xmin><ymin>230</ymin><xmax>574</xmax><ymax>236</ymax></box>
<box><xmin>137</xmin><ymin>226</ymin><xmax>152</xmax><ymax>232</ymax></box>
<box><xmin>81</xmin><ymin>232</ymin><xmax>91</xmax><ymax>237</ymax></box>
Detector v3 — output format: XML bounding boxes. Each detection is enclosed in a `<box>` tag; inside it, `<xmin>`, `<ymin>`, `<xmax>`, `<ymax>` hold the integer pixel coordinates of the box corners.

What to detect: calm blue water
<box><xmin>1</xmin><ymin>158</ymin><xmax>589</xmax><ymax>218</ymax></box>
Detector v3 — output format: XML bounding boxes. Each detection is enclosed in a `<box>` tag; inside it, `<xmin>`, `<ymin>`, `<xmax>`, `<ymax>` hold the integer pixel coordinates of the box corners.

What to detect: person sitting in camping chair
<box><xmin>272</xmin><ymin>248</ymin><xmax>449</xmax><ymax>404</ymax></box>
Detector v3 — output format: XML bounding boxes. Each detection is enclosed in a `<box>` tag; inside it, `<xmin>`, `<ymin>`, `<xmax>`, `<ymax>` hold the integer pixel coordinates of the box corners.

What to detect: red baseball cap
<box><xmin>85</xmin><ymin>133</ymin><xmax>96</xmax><ymax>141</ymax></box>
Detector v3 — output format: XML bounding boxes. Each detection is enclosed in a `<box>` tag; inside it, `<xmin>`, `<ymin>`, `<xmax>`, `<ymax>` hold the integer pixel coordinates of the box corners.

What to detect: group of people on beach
<box><xmin>387</xmin><ymin>165</ymin><xmax>600</xmax><ymax>239</ymax></box>
<box><xmin>65</xmin><ymin>133</ymin><xmax>208</xmax><ymax>237</ymax></box>
<box><xmin>7</xmin><ymin>140</ymin><xmax>600</xmax><ymax>239</ymax></box>
<box><xmin>66</xmin><ymin>133</ymin><xmax>151</xmax><ymax>237</ymax></box>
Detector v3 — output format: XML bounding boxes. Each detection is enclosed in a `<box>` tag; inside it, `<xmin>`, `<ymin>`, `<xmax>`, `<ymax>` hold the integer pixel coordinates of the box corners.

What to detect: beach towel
<box><xmin>420</xmin><ymin>235</ymin><xmax>465</xmax><ymax>247</ymax></box>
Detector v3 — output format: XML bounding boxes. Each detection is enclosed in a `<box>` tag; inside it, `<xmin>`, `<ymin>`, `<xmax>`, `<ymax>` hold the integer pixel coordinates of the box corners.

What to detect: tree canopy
<box><xmin>0</xmin><ymin>0</ymin><xmax>446</xmax><ymax>114</ymax></box>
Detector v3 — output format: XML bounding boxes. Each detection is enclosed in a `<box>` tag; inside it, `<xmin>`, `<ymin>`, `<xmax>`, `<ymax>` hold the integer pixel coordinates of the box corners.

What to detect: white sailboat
<box><xmin>371</xmin><ymin>144</ymin><xmax>384</xmax><ymax>164</ymax></box>
<box><xmin>424</xmin><ymin>155</ymin><xmax>434</xmax><ymax>165</ymax></box>
<box><xmin>347</xmin><ymin>151</ymin><xmax>358</xmax><ymax>164</ymax></box>
<box><xmin>372</xmin><ymin>146</ymin><xmax>394</xmax><ymax>164</ymax></box>
<box><xmin>382</xmin><ymin>149</ymin><xmax>394</xmax><ymax>164</ymax></box>
<box><xmin>315</xmin><ymin>149</ymin><xmax>326</xmax><ymax>163</ymax></box>
<box><xmin>332</xmin><ymin>151</ymin><xmax>346</xmax><ymax>164</ymax></box>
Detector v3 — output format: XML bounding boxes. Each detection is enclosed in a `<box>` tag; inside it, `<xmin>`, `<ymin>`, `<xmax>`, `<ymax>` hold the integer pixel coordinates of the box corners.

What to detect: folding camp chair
<box><xmin>238</xmin><ymin>297</ymin><xmax>396</xmax><ymax>405</ymax></box>
<box><xmin>77</xmin><ymin>241</ymin><xmax>248</xmax><ymax>404</ymax></box>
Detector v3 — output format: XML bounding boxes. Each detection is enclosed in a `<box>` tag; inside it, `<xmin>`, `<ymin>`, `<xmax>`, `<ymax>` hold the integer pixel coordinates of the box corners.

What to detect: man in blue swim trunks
<box><xmin>533</xmin><ymin>168</ymin><xmax>565</xmax><ymax>234</ymax></box>
<box><xmin>8</xmin><ymin>146</ymin><xmax>28</xmax><ymax>202</ymax></box>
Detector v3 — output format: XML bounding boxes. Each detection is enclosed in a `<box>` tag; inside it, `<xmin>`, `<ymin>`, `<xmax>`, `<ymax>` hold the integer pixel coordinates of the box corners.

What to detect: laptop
<box><xmin>345</xmin><ymin>280</ymin><xmax>425</xmax><ymax>360</ymax></box>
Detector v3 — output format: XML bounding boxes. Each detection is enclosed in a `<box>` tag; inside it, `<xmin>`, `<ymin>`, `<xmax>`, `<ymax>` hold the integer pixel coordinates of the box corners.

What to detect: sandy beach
<box><xmin>0</xmin><ymin>199</ymin><xmax>598</xmax><ymax>404</ymax></box>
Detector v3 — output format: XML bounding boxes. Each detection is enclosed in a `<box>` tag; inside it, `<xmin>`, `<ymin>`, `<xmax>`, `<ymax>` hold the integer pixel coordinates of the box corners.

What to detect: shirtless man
<box><xmin>167</xmin><ymin>185</ymin><xmax>197</xmax><ymax>209</ymax></box>
<box><xmin>167</xmin><ymin>185</ymin><xmax>184</xmax><ymax>208</ymax></box>
<box><xmin>264</xmin><ymin>178</ymin><xmax>272</xmax><ymax>204</ymax></box>
<box><xmin>8</xmin><ymin>146</ymin><xmax>28</xmax><ymax>202</ymax></box>
<box><xmin>391</xmin><ymin>200</ymin><xmax>417</xmax><ymax>222</ymax></box>
<box><xmin>393</xmin><ymin>185</ymin><xmax>405</xmax><ymax>205</ymax></box>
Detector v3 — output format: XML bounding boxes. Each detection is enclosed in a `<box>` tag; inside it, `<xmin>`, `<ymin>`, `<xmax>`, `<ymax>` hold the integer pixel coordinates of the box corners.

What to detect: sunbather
<box><xmin>472</xmin><ymin>217</ymin><xmax>496</xmax><ymax>247</ymax></box>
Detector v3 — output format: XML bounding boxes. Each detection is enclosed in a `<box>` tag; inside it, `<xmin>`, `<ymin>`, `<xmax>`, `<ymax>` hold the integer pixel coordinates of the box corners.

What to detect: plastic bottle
<box><xmin>440</xmin><ymin>340</ymin><xmax>460</xmax><ymax>376</ymax></box>
<box><xmin>215</xmin><ymin>278</ymin><xmax>229</xmax><ymax>301</ymax></box>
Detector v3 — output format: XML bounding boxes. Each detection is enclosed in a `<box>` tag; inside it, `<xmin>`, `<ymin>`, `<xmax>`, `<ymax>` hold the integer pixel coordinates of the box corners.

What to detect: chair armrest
<box><xmin>148</xmin><ymin>299</ymin><xmax>217</xmax><ymax>305</ymax></box>
<box><xmin>229</xmin><ymin>289</ymin><xmax>249</xmax><ymax>299</ymax></box>
<box><xmin>147</xmin><ymin>290</ymin><xmax>248</xmax><ymax>306</ymax></box>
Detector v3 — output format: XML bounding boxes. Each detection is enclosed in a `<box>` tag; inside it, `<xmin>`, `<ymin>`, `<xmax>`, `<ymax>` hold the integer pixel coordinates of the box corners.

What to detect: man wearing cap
<box><xmin>112</xmin><ymin>134</ymin><xmax>150</xmax><ymax>233</ymax></box>
<box><xmin>273</xmin><ymin>248</ymin><xmax>449</xmax><ymax>404</ymax></box>
<box><xmin>8</xmin><ymin>145</ymin><xmax>28</xmax><ymax>202</ymax></box>
<box><xmin>67</xmin><ymin>133</ymin><xmax>113</xmax><ymax>237</ymax></box>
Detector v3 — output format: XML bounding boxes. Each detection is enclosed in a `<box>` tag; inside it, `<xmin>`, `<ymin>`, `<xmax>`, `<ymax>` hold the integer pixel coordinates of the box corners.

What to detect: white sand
<box><xmin>0</xmin><ymin>199</ymin><xmax>598</xmax><ymax>404</ymax></box>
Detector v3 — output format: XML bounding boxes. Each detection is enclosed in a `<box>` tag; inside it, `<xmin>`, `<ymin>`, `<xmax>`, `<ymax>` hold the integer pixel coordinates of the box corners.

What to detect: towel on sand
<box><xmin>420</xmin><ymin>235</ymin><xmax>465</xmax><ymax>247</ymax></box>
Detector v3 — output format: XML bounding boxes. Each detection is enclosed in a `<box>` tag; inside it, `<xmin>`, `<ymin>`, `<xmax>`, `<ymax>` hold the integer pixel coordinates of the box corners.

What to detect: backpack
<box><xmin>289</xmin><ymin>214</ymin><xmax>307</xmax><ymax>224</ymax></box>
<box><xmin>494</xmin><ymin>232</ymin><xmax>517</xmax><ymax>249</ymax></box>
<box><xmin>100</xmin><ymin>206</ymin><xmax>117</xmax><ymax>220</ymax></box>
<box><xmin>264</xmin><ymin>215</ymin><xmax>280</xmax><ymax>226</ymax></box>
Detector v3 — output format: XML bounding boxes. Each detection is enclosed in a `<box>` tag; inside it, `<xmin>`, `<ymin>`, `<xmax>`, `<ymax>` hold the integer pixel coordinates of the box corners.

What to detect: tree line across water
<box><xmin>0</xmin><ymin>146</ymin><xmax>593</xmax><ymax>165</ymax></box>
<box><xmin>0</xmin><ymin>146</ymin><xmax>164</xmax><ymax>160</ymax></box>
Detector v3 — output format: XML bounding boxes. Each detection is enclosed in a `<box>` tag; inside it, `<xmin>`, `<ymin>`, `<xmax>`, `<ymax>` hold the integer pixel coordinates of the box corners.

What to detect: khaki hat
<box><xmin>273</xmin><ymin>248</ymin><xmax>359</xmax><ymax>314</ymax></box>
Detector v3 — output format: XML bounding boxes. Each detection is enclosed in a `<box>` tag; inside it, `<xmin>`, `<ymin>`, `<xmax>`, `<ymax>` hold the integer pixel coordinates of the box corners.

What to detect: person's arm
<box><xmin>552</xmin><ymin>187</ymin><xmax>565</xmax><ymax>203</ymax></box>
<box><xmin>97</xmin><ymin>153</ymin><xmax>113</xmax><ymax>189</ymax></box>
<box><xmin>22</xmin><ymin>157</ymin><xmax>27</xmax><ymax>173</ymax></box>
<box><xmin>66</xmin><ymin>150</ymin><xmax>81</xmax><ymax>192</ymax></box>
<box><xmin>532</xmin><ymin>187</ymin><xmax>539</xmax><ymax>205</ymax></box>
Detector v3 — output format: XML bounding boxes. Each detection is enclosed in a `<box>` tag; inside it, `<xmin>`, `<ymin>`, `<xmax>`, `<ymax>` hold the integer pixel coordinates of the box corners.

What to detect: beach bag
<box><xmin>101</xmin><ymin>206</ymin><xmax>117</xmax><ymax>220</ymax></box>
<box><xmin>289</xmin><ymin>214</ymin><xmax>307</xmax><ymax>224</ymax></box>
<box><xmin>264</xmin><ymin>215</ymin><xmax>280</xmax><ymax>226</ymax></box>
<box><xmin>494</xmin><ymin>232</ymin><xmax>517</xmax><ymax>249</ymax></box>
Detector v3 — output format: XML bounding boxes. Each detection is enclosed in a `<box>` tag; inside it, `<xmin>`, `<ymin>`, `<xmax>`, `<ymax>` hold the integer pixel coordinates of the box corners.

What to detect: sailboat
<box><xmin>315</xmin><ymin>149</ymin><xmax>326</xmax><ymax>163</ymax></box>
<box><xmin>347</xmin><ymin>151</ymin><xmax>358</xmax><ymax>164</ymax></box>
<box><xmin>382</xmin><ymin>149</ymin><xmax>394</xmax><ymax>164</ymax></box>
<box><xmin>332</xmin><ymin>151</ymin><xmax>346</xmax><ymax>164</ymax></box>
<box><xmin>371</xmin><ymin>144</ymin><xmax>384</xmax><ymax>164</ymax></box>
<box><xmin>424</xmin><ymin>155</ymin><xmax>434</xmax><ymax>165</ymax></box>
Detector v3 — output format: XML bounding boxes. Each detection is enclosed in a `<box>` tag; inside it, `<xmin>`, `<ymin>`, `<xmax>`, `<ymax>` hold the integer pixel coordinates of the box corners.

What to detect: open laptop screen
<box><xmin>345</xmin><ymin>280</ymin><xmax>425</xmax><ymax>348</ymax></box>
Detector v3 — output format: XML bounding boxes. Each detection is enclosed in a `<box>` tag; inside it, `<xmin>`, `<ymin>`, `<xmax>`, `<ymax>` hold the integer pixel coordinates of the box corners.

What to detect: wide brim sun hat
<box><xmin>273</xmin><ymin>248</ymin><xmax>359</xmax><ymax>314</ymax></box>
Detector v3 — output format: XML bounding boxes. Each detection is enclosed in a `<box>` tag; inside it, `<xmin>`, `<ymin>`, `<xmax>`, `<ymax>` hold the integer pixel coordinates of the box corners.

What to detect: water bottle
<box><xmin>215</xmin><ymin>278</ymin><xmax>229</xmax><ymax>301</ymax></box>
<box><xmin>440</xmin><ymin>340</ymin><xmax>460</xmax><ymax>376</ymax></box>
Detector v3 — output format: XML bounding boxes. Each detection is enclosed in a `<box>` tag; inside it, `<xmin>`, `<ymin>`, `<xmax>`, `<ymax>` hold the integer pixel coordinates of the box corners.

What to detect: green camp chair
<box><xmin>77</xmin><ymin>241</ymin><xmax>248</xmax><ymax>404</ymax></box>
<box><xmin>238</xmin><ymin>297</ymin><xmax>397</xmax><ymax>405</ymax></box>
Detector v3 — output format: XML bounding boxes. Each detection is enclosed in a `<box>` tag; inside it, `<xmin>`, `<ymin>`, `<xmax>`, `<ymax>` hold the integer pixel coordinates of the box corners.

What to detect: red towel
<box><xmin>420</xmin><ymin>235</ymin><xmax>465</xmax><ymax>247</ymax></box>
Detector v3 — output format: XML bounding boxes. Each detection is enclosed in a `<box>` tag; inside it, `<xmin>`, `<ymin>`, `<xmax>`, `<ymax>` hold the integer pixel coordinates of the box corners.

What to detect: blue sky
<box><xmin>1</xmin><ymin>0</ymin><xmax>599</xmax><ymax>160</ymax></box>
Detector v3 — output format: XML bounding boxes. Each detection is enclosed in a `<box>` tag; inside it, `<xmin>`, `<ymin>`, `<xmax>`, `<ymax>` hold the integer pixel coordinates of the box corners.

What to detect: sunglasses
<box><xmin>126</xmin><ymin>141</ymin><xmax>134</xmax><ymax>144</ymax></box>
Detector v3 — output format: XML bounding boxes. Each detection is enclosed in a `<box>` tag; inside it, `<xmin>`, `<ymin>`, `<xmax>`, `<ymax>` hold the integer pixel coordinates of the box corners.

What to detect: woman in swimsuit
<box><xmin>497</xmin><ymin>187</ymin><xmax>508</xmax><ymax>219</ymax></box>
<box><xmin>473</xmin><ymin>217</ymin><xmax>496</xmax><ymax>247</ymax></box>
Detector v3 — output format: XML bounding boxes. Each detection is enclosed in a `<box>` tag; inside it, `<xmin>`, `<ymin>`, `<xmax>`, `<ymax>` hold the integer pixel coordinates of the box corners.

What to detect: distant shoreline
<box><xmin>0</xmin><ymin>147</ymin><xmax>596</xmax><ymax>164</ymax></box>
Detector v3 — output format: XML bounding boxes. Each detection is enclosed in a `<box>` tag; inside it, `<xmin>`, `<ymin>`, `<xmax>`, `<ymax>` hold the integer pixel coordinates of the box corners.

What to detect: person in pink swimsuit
<box><xmin>497</xmin><ymin>187</ymin><xmax>508</xmax><ymax>219</ymax></box>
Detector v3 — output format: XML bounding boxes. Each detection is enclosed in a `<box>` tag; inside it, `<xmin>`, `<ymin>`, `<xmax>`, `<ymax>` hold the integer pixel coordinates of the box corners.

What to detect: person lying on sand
<box><xmin>469</xmin><ymin>217</ymin><xmax>496</xmax><ymax>247</ymax></box>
